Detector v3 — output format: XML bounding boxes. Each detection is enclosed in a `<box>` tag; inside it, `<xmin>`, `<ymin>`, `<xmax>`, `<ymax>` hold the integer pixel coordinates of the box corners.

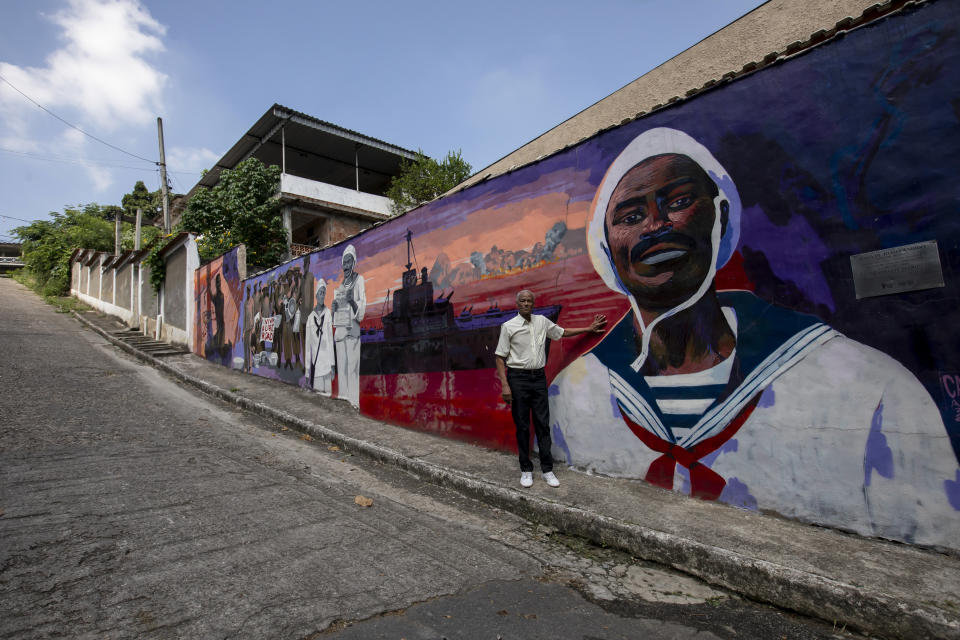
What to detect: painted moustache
<box><xmin>628</xmin><ymin>229</ymin><xmax>697</xmax><ymax>266</ymax></box>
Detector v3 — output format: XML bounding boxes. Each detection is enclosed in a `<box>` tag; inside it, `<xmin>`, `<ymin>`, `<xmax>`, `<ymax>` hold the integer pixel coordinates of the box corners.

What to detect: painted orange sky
<box><xmin>358</xmin><ymin>191</ymin><xmax>591</xmax><ymax>307</ymax></box>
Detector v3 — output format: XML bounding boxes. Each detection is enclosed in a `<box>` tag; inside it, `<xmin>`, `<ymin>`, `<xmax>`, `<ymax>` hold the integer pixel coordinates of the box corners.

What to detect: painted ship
<box><xmin>359</xmin><ymin>231</ymin><xmax>560</xmax><ymax>375</ymax></box>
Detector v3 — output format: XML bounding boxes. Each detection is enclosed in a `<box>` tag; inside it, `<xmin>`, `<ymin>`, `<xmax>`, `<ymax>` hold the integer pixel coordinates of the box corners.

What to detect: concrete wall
<box><xmin>101</xmin><ymin>264</ymin><xmax>114</xmax><ymax>305</ymax></box>
<box><xmin>204</xmin><ymin>2</ymin><xmax>960</xmax><ymax>552</ymax></box>
<box><xmin>140</xmin><ymin>264</ymin><xmax>158</xmax><ymax>319</ymax></box>
<box><xmin>71</xmin><ymin>254</ymin><xmax>139</xmax><ymax>325</ymax></box>
<box><xmin>157</xmin><ymin>237</ymin><xmax>200</xmax><ymax>346</ymax></box>
<box><xmin>164</xmin><ymin>248</ymin><xmax>187</xmax><ymax>331</ymax></box>
<box><xmin>71</xmin><ymin>260</ymin><xmax>80</xmax><ymax>291</ymax></box>
<box><xmin>89</xmin><ymin>260</ymin><xmax>101</xmax><ymax>299</ymax></box>
<box><xmin>116</xmin><ymin>263</ymin><xmax>132</xmax><ymax>310</ymax></box>
<box><xmin>70</xmin><ymin>238</ymin><xmax>198</xmax><ymax>340</ymax></box>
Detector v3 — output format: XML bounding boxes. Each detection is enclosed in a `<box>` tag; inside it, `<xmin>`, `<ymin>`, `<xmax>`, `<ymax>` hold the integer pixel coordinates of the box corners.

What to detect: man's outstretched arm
<box><xmin>561</xmin><ymin>314</ymin><xmax>607</xmax><ymax>338</ymax></box>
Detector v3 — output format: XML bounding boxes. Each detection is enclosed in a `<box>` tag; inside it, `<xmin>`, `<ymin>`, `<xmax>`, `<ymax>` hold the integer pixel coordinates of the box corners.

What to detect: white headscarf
<box><xmin>315</xmin><ymin>278</ymin><xmax>326</xmax><ymax>303</ymax></box>
<box><xmin>586</xmin><ymin>127</ymin><xmax>742</xmax><ymax>371</ymax></box>
<box><xmin>342</xmin><ymin>244</ymin><xmax>357</xmax><ymax>265</ymax></box>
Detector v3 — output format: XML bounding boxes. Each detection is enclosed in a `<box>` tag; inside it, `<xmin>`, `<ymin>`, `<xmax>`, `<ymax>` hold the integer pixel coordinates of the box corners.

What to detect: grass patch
<box><xmin>12</xmin><ymin>270</ymin><xmax>90</xmax><ymax>314</ymax></box>
<box><xmin>44</xmin><ymin>295</ymin><xmax>91</xmax><ymax>314</ymax></box>
<box><xmin>11</xmin><ymin>269</ymin><xmax>31</xmax><ymax>287</ymax></box>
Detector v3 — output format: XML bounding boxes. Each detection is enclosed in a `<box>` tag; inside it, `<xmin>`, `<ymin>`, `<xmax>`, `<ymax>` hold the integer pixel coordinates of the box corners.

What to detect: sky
<box><xmin>0</xmin><ymin>0</ymin><xmax>766</xmax><ymax>241</ymax></box>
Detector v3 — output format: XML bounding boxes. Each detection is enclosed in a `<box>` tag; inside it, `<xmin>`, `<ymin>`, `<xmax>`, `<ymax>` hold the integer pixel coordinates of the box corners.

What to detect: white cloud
<box><xmin>0</xmin><ymin>0</ymin><xmax>168</xmax><ymax>192</ymax></box>
<box><xmin>58</xmin><ymin>128</ymin><xmax>114</xmax><ymax>191</ymax></box>
<box><xmin>0</xmin><ymin>0</ymin><xmax>167</xmax><ymax>130</ymax></box>
<box><xmin>0</xmin><ymin>135</ymin><xmax>41</xmax><ymax>154</ymax></box>
<box><xmin>166</xmin><ymin>146</ymin><xmax>220</xmax><ymax>173</ymax></box>
<box><xmin>164</xmin><ymin>146</ymin><xmax>221</xmax><ymax>192</ymax></box>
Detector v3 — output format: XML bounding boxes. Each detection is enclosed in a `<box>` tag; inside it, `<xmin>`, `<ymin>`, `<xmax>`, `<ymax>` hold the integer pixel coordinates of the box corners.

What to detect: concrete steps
<box><xmin>109</xmin><ymin>329</ymin><xmax>188</xmax><ymax>357</ymax></box>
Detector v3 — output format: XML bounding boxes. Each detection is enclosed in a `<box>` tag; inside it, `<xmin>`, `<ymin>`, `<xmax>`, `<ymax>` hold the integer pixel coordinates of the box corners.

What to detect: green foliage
<box><xmin>386</xmin><ymin>149</ymin><xmax>472</xmax><ymax>215</ymax></box>
<box><xmin>121</xmin><ymin>180</ymin><xmax>162</xmax><ymax>219</ymax></box>
<box><xmin>14</xmin><ymin>204</ymin><xmax>119</xmax><ymax>296</ymax></box>
<box><xmin>13</xmin><ymin>270</ymin><xmax>91</xmax><ymax>313</ymax></box>
<box><xmin>143</xmin><ymin>237</ymin><xmax>169</xmax><ymax>293</ymax></box>
<box><xmin>179</xmin><ymin>157</ymin><xmax>285</xmax><ymax>269</ymax></box>
<box><xmin>121</xmin><ymin>224</ymin><xmax>162</xmax><ymax>251</ymax></box>
<box><xmin>13</xmin><ymin>180</ymin><xmax>168</xmax><ymax>297</ymax></box>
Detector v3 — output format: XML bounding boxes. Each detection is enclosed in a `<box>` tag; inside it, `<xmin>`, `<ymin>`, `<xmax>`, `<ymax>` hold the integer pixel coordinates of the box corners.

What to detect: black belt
<box><xmin>507</xmin><ymin>367</ymin><xmax>544</xmax><ymax>376</ymax></box>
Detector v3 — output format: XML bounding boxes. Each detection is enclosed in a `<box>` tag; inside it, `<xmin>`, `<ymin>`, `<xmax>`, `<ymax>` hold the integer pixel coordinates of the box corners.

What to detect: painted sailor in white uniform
<box><xmin>332</xmin><ymin>245</ymin><xmax>366</xmax><ymax>409</ymax></box>
<box><xmin>305</xmin><ymin>279</ymin><xmax>334</xmax><ymax>396</ymax></box>
<box><xmin>551</xmin><ymin>127</ymin><xmax>960</xmax><ymax>550</ymax></box>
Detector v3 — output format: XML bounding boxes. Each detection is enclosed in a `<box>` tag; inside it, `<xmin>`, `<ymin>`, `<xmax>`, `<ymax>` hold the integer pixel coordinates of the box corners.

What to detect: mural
<box><xmin>332</xmin><ymin>245</ymin><xmax>366</xmax><ymax>408</ymax></box>
<box><xmin>193</xmin><ymin>246</ymin><xmax>243</xmax><ymax>366</ymax></box>
<box><xmin>243</xmin><ymin>253</ymin><xmax>313</xmax><ymax>378</ymax></box>
<box><xmin>551</xmin><ymin>127</ymin><xmax>956</xmax><ymax>548</ymax></box>
<box><xmin>210</xmin><ymin>2</ymin><xmax>959</xmax><ymax>549</ymax></box>
<box><xmin>305</xmin><ymin>277</ymin><xmax>335</xmax><ymax>395</ymax></box>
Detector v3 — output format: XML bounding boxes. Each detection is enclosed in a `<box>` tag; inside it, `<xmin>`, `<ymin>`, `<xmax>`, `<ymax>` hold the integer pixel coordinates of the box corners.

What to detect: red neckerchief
<box><xmin>620</xmin><ymin>393</ymin><xmax>762</xmax><ymax>500</ymax></box>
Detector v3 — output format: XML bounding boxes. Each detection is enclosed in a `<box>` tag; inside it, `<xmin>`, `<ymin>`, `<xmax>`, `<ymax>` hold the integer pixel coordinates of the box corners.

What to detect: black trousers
<box><xmin>507</xmin><ymin>367</ymin><xmax>553</xmax><ymax>473</ymax></box>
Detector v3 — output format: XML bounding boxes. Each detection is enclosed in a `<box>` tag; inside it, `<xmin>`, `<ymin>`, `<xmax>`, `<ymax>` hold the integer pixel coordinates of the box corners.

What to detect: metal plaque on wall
<box><xmin>850</xmin><ymin>240</ymin><xmax>944</xmax><ymax>299</ymax></box>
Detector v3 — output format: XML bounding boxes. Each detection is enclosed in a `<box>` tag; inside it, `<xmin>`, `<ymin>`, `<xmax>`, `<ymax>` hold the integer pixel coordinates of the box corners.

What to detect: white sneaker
<box><xmin>542</xmin><ymin>471</ymin><xmax>560</xmax><ymax>487</ymax></box>
<box><xmin>520</xmin><ymin>471</ymin><xmax>533</xmax><ymax>488</ymax></box>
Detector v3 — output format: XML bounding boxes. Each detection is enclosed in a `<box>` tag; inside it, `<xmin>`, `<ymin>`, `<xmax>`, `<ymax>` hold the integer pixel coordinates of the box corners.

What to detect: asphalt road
<box><xmin>0</xmin><ymin>278</ymin><xmax>861</xmax><ymax>640</ymax></box>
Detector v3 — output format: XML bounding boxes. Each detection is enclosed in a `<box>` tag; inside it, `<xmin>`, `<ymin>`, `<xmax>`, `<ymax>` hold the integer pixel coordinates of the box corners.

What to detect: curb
<box><xmin>73</xmin><ymin>310</ymin><xmax>959</xmax><ymax>640</ymax></box>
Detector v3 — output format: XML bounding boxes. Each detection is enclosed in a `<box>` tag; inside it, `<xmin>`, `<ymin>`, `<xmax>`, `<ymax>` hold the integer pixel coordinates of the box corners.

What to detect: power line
<box><xmin>0</xmin><ymin>213</ymin><xmax>34</xmax><ymax>223</ymax></box>
<box><xmin>0</xmin><ymin>71</ymin><xmax>158</xmax><ymax>165</ymax></box>
<box><xmin>0</xmin><ymin>146</ymin><xmax>161</xmax><ymax>171</ymax></box>
<box><xmin>1</xmin><ymin>146</ymin><xmax>204</xmax><ymax>176</ymax></box>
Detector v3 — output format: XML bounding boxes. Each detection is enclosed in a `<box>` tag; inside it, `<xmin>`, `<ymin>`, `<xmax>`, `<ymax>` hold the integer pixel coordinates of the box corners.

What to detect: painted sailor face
<box><xmin>604</xmin><ymin>153</ymin><xmax>727</xmax><ymax>310</ymax></box>
<box><xmin>342</xmin><ymin>253</ymin><xmax>355</xmax><ymax>276</ymax></box>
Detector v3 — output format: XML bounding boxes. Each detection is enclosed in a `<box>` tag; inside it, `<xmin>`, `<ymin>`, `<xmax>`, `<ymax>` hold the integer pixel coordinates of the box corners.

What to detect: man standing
<box><xmin>495</xmin><ymin>289</ymin><xmax>605</xmax><ymax>488</ymax></box>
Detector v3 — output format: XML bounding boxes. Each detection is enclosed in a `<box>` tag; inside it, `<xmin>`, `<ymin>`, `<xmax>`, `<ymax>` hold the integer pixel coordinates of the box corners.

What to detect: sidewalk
<box><xmin>74</xmin><ymin>309</ymin><xmax>960</xmax><ymax>640</ymax></box>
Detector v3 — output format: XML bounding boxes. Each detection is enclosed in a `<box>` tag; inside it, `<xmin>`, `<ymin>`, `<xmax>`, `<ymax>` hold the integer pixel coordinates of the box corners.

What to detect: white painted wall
<box><xmin>281</xmin><ymin>173</ymin><xmax>392</xmax><ymax>217</ymax></box>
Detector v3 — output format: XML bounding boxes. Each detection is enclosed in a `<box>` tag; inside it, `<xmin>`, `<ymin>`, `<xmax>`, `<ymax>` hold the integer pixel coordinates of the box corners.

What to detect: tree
<box><xmin>119</xmin><ymin>180</ymin><xmax>163</xmax><ymax>250</ymax></box>
<box><xmin>15</xmin><ymin>204</ymin><xmax>119</xmax><ymax>296</ymax></box>
<box><xmin>16</xmin><ymin>181</ymin><xmax>168</xmax><ymax>296</ymax></box>
<box><xmin>178</xmin><ymin>158</ymin><xmax>286</xmax><ymax>269</ymax></box>
<box><xmin>386</xmin><ymin>150</ymin><xmax>472</xmax><ymax>215</ymax></box>
<box><xmin>121</xmin><ymin>180</ymin><xmax>161</xmax><ymax>219</ymax></box>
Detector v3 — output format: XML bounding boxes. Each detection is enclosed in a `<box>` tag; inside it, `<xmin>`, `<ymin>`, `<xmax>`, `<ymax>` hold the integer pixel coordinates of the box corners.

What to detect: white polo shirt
<box><xmin>495</xmin><ymin>313</ymin><xmax>564</xmax><ymax>369</ymax></box>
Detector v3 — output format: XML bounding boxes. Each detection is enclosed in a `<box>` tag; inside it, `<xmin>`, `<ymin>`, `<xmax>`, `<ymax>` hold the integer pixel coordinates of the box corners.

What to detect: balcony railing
<box><xmin>280</xmin><ymin>174</ymin><xmax>393</xmax><ymax>218</ymax></box>
<box><xmin>290</xmin><ymin>243</ymin><xmax>316</xmax><ymax>258</ymax></box>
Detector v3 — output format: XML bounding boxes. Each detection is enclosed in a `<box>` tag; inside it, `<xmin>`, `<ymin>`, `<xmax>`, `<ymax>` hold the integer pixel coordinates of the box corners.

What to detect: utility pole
<box><xmin>157</xmin><ymin>117</ymin><xmax>170</xmax><ymax>234</ymax></box>
<box><xmin>135</xmin><ymin>208</ymin><xmax>142</xmax><ymax>250</ymax></box>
